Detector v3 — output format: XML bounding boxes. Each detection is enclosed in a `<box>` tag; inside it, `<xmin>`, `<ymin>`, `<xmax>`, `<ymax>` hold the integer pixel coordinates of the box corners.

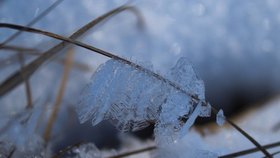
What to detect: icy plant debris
<box><xmin>77</xmin><ymin>57</ymin><xmax>211</xmax><ymax>145</ymax></box>
<box><xmin>72</xmin><ymin>143</ymin><xmax>101</xmax><ymax>158</ymax></box>
<box><xmin>167</xmin><ymin>58</ymin><xmax>205</xmax><ymax>100</ymax></box>
<box><xmin>216</xmin><ymin>109</ymin><xmax>225</xmax><ymax>126</ymax></box>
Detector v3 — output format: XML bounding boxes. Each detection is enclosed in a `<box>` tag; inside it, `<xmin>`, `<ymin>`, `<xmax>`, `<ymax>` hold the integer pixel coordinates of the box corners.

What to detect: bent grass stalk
<box><xmin>0</xmin><ymin>5</ymin><xmax>143</xmax><ymax>97</ymax></box>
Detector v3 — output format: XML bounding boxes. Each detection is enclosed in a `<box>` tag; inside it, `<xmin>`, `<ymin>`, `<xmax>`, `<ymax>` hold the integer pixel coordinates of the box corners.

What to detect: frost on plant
<box><xmin>77</xmin><ymin>57</ymin><xmax>211</xmax><ymax>145</ymax></box>
<box><xmin>216</xmin><ymin>109</ymin><xmax>225</xmax><ymax>126</ymax></box>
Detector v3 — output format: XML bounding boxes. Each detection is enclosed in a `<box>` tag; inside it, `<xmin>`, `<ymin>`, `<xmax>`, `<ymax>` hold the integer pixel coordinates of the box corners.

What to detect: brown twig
<box><xmin>0</xmin><ymin>5</ymin><xmax>143</xmax><ymax>97</ymax></box>
<box><xmin>0</xmin><ymin>22</ymin><xmax>196</xmax><ymax>100</ymax></box>
<box><xmin>57</xmin><ymin>58</ymin><xmax>93</xmax><ymax>72</ymax></box>
<box><xmin>43</xmin><ymin>49</ymin><xmax>74</xmax><ymax>143</ymax></box>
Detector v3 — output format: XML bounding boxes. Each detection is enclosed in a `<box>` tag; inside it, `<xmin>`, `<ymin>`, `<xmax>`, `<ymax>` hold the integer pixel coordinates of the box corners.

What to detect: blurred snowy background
<box><xmin>0</xmin><ymin>0</ymin><xmax>280</xmax><ymax>157</ymax></box>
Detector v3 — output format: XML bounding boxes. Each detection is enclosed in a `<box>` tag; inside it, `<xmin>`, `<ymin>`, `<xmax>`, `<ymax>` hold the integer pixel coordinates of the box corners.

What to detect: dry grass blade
<box><xmin>17</xmin><ymin>53</ymin><xmax>33</xmax><ymax>108</ymax></box>
<box><xmin>0</xmin><ymin>5</ymin><xmax>143</xmax><ymax>97</ymax></box>
<box><xmin>0</xmin><ymin>22</ymin><xmax>271</xmax><ymax>158</ymax></box>
<box><xmin>0</xmin><ymin>0</ymin><xmax>64</xmax><ymax>47</ymax></box>
<box><xmin>105</xmin><ymin>146</ymin><xmax>156</xmax><ymax>158</ymax></box>
<box><xmin>0</xmin><ymin>22</ymin><xmax>195</xmax><ymax>100</ymax></box>
<box><xmin>58</xmin><ymin>59</ymin><xmax>92</xmax><ymax>72</ymax></box>
<box><xmin>220</xmin><ymin>141</ymin><xmax>280</xmax><ymax>158</ymax></box>
<box><xmin>43</xmin><ymin>49</ymin><xmax>74</xmax><ymax>143</ymax></box>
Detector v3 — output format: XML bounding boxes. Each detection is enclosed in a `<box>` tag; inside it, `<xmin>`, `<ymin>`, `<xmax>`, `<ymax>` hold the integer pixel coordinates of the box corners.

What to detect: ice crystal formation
<box><xmin>77</xmin><ymin>57</ymin><xmax>211</xmax><ymax>145</ymax></box>
<box><xmin>216</xmin><ymin>109</ymin><xmax>225</xmax><ymax>126</ymax></box>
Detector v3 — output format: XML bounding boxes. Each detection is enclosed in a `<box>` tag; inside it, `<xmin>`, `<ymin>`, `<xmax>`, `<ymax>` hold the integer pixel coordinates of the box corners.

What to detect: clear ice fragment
<box><xmin>216</xmin><ymin>109</ymin><xmax>225</xmax><ymax>126</ymax></box>
<box><xmin>168</xmin><ymin>57</ymin><xmax>205</xmax><ymax>100</ymax></box>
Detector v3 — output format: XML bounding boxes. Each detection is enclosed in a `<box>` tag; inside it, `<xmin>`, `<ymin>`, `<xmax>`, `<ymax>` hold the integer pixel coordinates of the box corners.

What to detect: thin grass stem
<box><xmin>43</xmin><ymin>49</ymin><xmax>73</xmax><ymax>143</ymax></box>
<box><xmin>0</xmin><ymin>5</ymin><xmax>143</xmax><ymax>97</ymax></box>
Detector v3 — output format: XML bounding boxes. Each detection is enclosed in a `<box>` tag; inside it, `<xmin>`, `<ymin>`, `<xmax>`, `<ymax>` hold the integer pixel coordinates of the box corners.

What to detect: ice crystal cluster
<box><xmin>77</xmin><ymin>57</ymin><xmax>211</xmax><ymax>145</ymax></box>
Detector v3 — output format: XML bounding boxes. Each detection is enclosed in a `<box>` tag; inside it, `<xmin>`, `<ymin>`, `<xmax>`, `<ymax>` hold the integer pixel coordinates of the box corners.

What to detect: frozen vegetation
<box><xmin>0</xmin><ymin>0</ymin><xmax>280</xmax><ymax>157</ymax></box>
<box><xmin>77</xmin><ymin>57</ymin><xmax>210</xmax><ymax>146</ymax></box>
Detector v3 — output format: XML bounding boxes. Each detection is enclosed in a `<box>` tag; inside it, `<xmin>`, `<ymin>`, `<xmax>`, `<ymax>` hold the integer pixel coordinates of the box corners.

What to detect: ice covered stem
<box><xmin>77</xmin><ymin>57</ymin><xmax>211</xmax><ymax>146</ymax></box>
<box><xmin>179</xmin><ymin>101</ymin><xmax>203</xmax><ymax>138</ymax></box>
<box><xmin>0</xmin><ymin>20</ymin><xmax>271</xmax><ymax>157</ymax></box>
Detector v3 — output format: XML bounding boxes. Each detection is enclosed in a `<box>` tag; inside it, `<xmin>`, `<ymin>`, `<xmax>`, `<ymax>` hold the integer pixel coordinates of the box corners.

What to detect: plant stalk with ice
<box><xmin>0</xmin><ymin>21</ymin><xmax>271</xmax><ymax>157</ymax></box>
<box><xmin>77</xmin><ymin>57</ymin><xmax>211</xmax><ymax>146</ymax></box>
